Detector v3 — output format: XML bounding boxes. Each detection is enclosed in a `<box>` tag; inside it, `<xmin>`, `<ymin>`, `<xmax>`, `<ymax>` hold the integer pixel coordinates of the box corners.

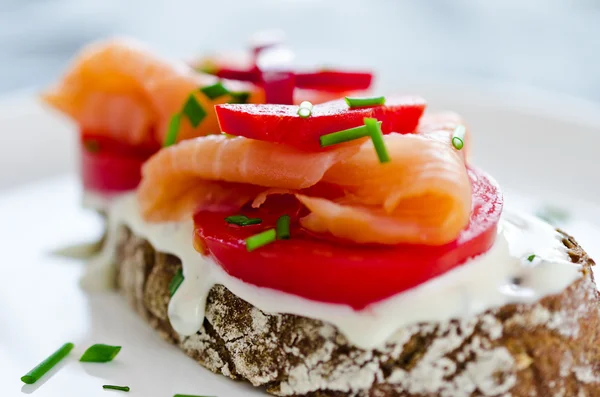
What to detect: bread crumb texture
<box><xmin>115</xmin><ymin>227</ymin><xmax>600</xmax><ymax>397</ymax></box>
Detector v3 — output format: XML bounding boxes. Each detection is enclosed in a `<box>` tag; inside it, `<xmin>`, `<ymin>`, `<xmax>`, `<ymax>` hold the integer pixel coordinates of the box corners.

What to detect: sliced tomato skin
<box><xmin>215</xmin><ymin>95</ymin><xmax>426</xmax><ymax>150</ymax></box>
<box><xmin>295</xmin><ymin>71</ymin><xmax>373</xmax><ymax>92</ymax></box>
<box><xmin>213</xmin><ymin>68</ymin><xmax>373</xmax><ymax>93</ymax></box>
<box><xmin>194</xmin><ymin>167</ymin><xmax>503</xmax><ymax>309</ymax></box>
<box><xmin>80</xmin><ymin>134</ymin><xmax>155</xmax><ymax>194</ymax></box>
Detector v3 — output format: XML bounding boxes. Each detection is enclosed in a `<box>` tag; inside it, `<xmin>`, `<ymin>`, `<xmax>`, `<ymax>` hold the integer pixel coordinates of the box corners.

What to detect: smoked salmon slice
<box><xmin>417</xmin><ymin>111</ymin><xmax>470</xmax><ymax>159</ymax></box>
<box><xmin>138</xmin><ymin>131</ymin><xmax>471</xmax><ymax>245</ymax></box>
<box><xmin>137</xmin><ymin>134</ymin><xmax>359</xmax><ymax>222</ymax></box>
<box><xmin>299</xmin><ymin>134</ymin><xmax>472</xmax><ymax>245</ymax></box>
<box><xmin>42</xmin><ymin>39</ymin><xmax>264</xmax><ymax>147</ymax></box>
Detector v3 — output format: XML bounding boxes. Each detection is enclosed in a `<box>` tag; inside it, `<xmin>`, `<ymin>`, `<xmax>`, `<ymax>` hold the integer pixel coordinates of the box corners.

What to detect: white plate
<box><xmin>1</xmin><ymin>85</ymin><xmax>599</xmax><ymax>397</ymax></box>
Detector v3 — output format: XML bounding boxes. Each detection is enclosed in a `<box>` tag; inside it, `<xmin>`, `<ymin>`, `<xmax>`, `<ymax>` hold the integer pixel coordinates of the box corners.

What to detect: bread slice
<box><xmin>114</xmin><ymin>226</ymin><xmax>600</xmax><ymax>397</ymax></box>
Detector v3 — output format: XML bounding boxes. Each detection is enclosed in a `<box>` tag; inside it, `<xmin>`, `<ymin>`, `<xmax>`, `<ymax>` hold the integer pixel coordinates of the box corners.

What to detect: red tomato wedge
<box><xmin>295</xmin><ymin>71</ymin><xmax>373</xmax><ymax>92</ymax></box>
<box><xmin>80</xmin><ymin>134</ymin><xmax>155</xmax><ymax>193</ymax></box>
<box><xmin>215</xmin><ymin>96</ymin><xmax>426</xmax><ymax>150</ymax></box>
<box><xmin>194</xmin><ymin>167</ymin><xmax>503</xmax><ymax>309</ymax></box>
<box><xmin>211</xmin><ymin>67</ymin><xmax>373</xmax><ymax>93</ymax></box>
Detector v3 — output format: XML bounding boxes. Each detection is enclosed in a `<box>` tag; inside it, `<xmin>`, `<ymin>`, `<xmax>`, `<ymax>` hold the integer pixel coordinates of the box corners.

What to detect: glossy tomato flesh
<box><xmin>215</xmin><ymin>95</ymin><xmax>426</xmax><ymax>150</ymax></box>
<box><xmin>213</xmin><ymin>67</ymin><xmax>373</xmax><ymax>92</ymax></box>
<box><xmin>80</xmin><ymin>134</ymin><xmax>157</xmax><ymax>194</ymax></box>
<box><xmin>194</xmin><ymin>167</ymin><xmax>503</xmax><ymax>309</ymax></box>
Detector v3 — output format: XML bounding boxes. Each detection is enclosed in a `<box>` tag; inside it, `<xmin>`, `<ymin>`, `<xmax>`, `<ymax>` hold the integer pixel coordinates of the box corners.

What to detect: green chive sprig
<box><xmin>169</xmin><ymin>269</ymin><xmax>185</xmax><ymax>297</ymax></box>
<box><xmin>164</xmin><ymin>113</ymin><xmax>182</xmax><ymax>147</ymax></box>
<box><xmin>229</xmin><ymin>91</ymin><xmax>250</xmax><ymax>104</ymax></box>
<box><xmin>174</xmin><ymin>394</ymin><xmax>216</xmax><ymax>397</ymax></box>
<box><xmin>80</xmin><ymin>344</ymin><xmax>121</xmax><ymax>363</ymax></box>
<box><xmin>319</xmin><ymin>124</ymin><xmax>372</xmax><ymax>147</ymax></box>
<box><xmin>225</xmin><ymin>215</ymin><xmax>262</xmax><ymax>226</ymax></box>
<box><xmin>246</xmin><ymin>229</ymin><xmax>276</xmax><ymax>252</ymax></box>
<box><xmin>200</xmin><ymin>81</ymin><xmax>229</xmax><ymax>100</ymax></box>
<box><xmin>182</xmin><ymin>95</ymin><xmax>208</xmax><ymax>128</ymax></box>
<box><xmin>319</xmin><ymin>119</ymin><xmax>389</xmax><ymax>163</ymax></box>
<box><xmin>527</xmin><ymin>254</ymin><xmax>536</xmax><ymax>262</ymax></box>
<box><xmin>276</xmin><ymin>215</ymin><xmax>291</xmax><ymax>240</ymax></box>
<box><xmin>164</xmin><ymin>93</ymin><xmax>208</xmax><ymax>147</ymax></box>
<box><xmin>345</xmin><ymin>96</ymin><xmax>386</xmax><ymax>108</ymax></box>
<box><xmin>103</xmin><ymin>385</ymin><xmax>130</xmax><ymax>392</ymax></box>
<box><xmin>298</xmin><ymin>108</ymin><xmax>311</xmax><ymax>118</ymax></box>
<box><xmin>452</xmin><ymin>125</ymin><xmax>466</xmax><ymax>150</ymax></box>
<box><xmin>364</xmin><ymin>117</ymin><xmax>390</xmax><ymax>163</ymax></box>
<box><xmin>21</xmin><ymin>342</ymin><xmax>74</xmax><ymax>384</ymax></box>
<box><xmin>297</xmin><ymin>100</ymin><xmax>313</xmax><ymax>118</ymax></box>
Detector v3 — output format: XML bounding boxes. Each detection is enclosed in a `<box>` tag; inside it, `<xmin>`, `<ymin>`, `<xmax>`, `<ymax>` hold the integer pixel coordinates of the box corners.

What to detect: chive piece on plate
<box><xmin>276</xmin><ymin>215</ymin><xmax>291</xmax><ymax>240</ymax></box>
<box><xmin>200</xmin><ymin>81</ymin><xmax>230</xmax><ymax>100</ymax></box>
<box><xmin>344</xmin><ymin>96</ymin><xmax>386</xmax><ymax>108</ymax></box>
<box><xmin>21</xmin><ymin>342</ymin><xmax>74</xmax><ymax>384</ymax></box>
<box><xmin>182</xmin><ymin>95</ymin><xmax>207</xmax><ymax>128</ymax></box>
<box><xmin>452</xmin><ymin>125</ymin><xmax>466</xmax><ymax>150</ymax></box>
<box><xmin>246</xmin><ymin>229</ymin><xmax>277</xmax><ymax>252</ymax></box>
<box><xmin>102</xmin><ymin>385</ymin><xmax>130</xmax><ymax>392</ymax></box>
<box><xmin>173</xmin><ymin>394</ymin><xmax>216</xmax><ymax>397</ymax></box>
<box><xmin>80</xmin><ymin>344</ymin><xmax>122</xmax><ymax>363</ymax></box>
<box><xmin>535</xmin><ymin>205</ymin><xmax>570</xmax><ymax>226</ymax></box>
<box><xmin>527</xmin><ymin>254</ymin><xmax>536</xmax><ymax>262</ymax></box>
<box><xmin>169</xmin><ymin>269</ymin><xmax>185</xmax><ymax>297</ymax></box>
<box><xmin>319</xmin><ymin>124</ymin><xmax>371</xmax><ymax>147</ymax></box>
<box><xmin>364</xmin><ymin>117</ymin><xmax>390</xmax><ymax>163</ymax></box>
<box><xmin>228</xmin><ymin>91</ymin><xmax>251</xmax><ymax>104</ymax></box>
<box><xmin>164</xmin><ymin>113</ymin><xmax>182</xmax><ymax>147</ymax></box>
<box><xmin>225</xmin><ymin>215</ymin><xmax>262</xmax><ymax>226</ymax></box>
<box><xmin>297</xmin><ymin>107</ymin><xmax>311</xmax><ymax>118</ymax></box>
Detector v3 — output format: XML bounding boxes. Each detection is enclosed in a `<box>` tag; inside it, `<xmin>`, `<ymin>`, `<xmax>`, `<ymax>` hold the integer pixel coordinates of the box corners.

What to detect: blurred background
<box><xmin>1</xmin><ymin>0</ymin><xmax>600</xmax><ymax>191</ymax></box>
<box><xmin>0</xmin><ymin>0</ymin><xmax>599</xmax><ymax>99</ymax></box>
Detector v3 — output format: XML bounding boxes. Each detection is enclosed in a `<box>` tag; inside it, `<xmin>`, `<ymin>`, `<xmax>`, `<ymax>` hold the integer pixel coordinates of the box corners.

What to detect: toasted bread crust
<box><xmin>114</xmin><ymin>227</ymin><xmax>600</xmax><ymax>397</ymax></box>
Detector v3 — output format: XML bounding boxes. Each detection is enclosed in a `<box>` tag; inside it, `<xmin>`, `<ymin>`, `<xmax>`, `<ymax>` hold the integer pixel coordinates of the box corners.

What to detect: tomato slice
<box><xmin>194</xmin><ymin>167</ymin><xmax>503</xmax><ymax>309</ymax></box>
<box><xmin>80</xmin><ymin>134</ymin><xmax>155</xmax><ymax>194</ymax></box>
<box><xmin>212</xmin><ymin>67</ymin><xmax>373</xmax><ymax>93</ymax></box>
<box><xmin>215</xmin><ymin>95</ymin><xmax>426</xmax><ymax>150</ymax></box>
<box><xmin>295</xmin><ymin>70</ymin><xmax>373</xmax><ymax>92</ymax></box>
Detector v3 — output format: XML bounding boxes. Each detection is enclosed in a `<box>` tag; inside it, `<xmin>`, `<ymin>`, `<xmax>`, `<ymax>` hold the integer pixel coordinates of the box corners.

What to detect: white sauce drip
<box><xmin>84</xmin><ymin>193</ymin><xmax>582</xmax><ymax>350</ymax></box>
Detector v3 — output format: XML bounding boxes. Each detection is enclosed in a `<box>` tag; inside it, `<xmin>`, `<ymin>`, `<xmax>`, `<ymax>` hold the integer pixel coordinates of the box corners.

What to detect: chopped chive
<box><xmin>246</xmin><ymin>229</ymin><xmax>276</xmax><ymax>252</ymax></box>
<box><xmin>276</xmin><ymin>215</ymin><xmax>291</xmax><ymax>240</ymax></box>
<box><xmin>452</xmin><ymin>125</ymin><xmax>466</xmax><ymax>150</ymax></box>
<box><xmin>299</xmin><ymin>101</ymin><xmax>313</xmax><ymax>110</ymax></box>
<box><xmin>174</xmin><ymin>394</ymin><xmax>216</xmax><ymax>397</ymax></box>
<box><xmin>200</xmin><ymin>81</ymin><xmax>230</xmax><ymax>100</ymax></box>
<box><xmin>164</xmin><ymin>113</ymin><xmax>182</xmax><ymax>147</ymax></box>
<box><xmin>80</xmin><ymin>344</ymin><xmax>121</xmax><ymax>363</ymax></box>
<box><xmin>364</xmin><ymin>117</ymin><xmax>390</xmax><ymax>163</ymax></box>
<box><xmin>297</xmin><ymin>107</ymin><xmax>311</xmax><ymax>118</ymax></box>
<box><xmin>228</xmin><ymin>91</ymin><xmax>251</xmax><ymax>104</ymax></box>
<box><xmin>197</xmin><ymin>62</ymin><xmax>218</xmax><ymax>75</ymax></box>
<box><xmin>21</xmin><ymin>342</ymin><xmax>74</xmax><ymax>384</ymax></box>
<box><xmin>527</xmin><ymin>254</ymin><xmax>536</xmax><ymax>262</ymax></box>
<box><xmin>84</xmin><ymin>140</ymin><xmax>100</xmax><ymax>153</ymax></box>
<box><xmin>344</xmin><ymin>96</ymin><xmax>386</xmax><ymax>108</ymax></box>
<box><xmin>225</xmin><ymin>215</ymin><xmax>262</xmax><ymax>226</ymax></box>
<box><xmin>535</xmin><ymin>205</ymin><xmax>570</xmax><ymax>225</ymax></box>
<box><xmin>319</xmin><ymin>124</ymin><xmax>372</xmax><ymax>147</ymax></box>
<box><xmin>169</xmin><ymin>269</ymin><xmax>184</xmax><ymax>297</ymax></box>
<box><xmin>182</xmin><ymin>95</ymin><xmax>207</xmax><ymax>128</ymax></box>
<box><xmin>103</xmin><ymin>385</ymin><xmax>130</xmax><ymax>392</ymax></box>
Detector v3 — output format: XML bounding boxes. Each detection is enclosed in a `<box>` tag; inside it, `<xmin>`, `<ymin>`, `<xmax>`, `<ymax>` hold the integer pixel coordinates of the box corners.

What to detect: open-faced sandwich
<box><xmin>44</xmin><ymin>39</ymin><xmax>599</xmax><ymax>397</ymax></box>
